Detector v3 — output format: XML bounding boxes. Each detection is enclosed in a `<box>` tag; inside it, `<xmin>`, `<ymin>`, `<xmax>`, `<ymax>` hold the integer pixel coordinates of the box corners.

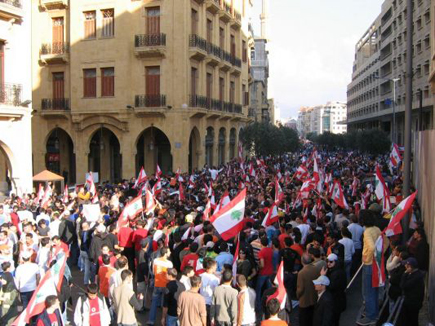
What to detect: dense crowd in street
<box><xmin>0</xmin><ymin>145</ymin><xmax>429</xmax><ymax>326</ymax></box>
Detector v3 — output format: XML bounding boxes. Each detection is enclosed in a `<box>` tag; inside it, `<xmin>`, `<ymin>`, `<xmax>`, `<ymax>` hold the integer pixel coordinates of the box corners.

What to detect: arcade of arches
<box><xmin>35</xmin><ymin>122</ymin><xmax>244</xmax><ymax>185</ymax></box>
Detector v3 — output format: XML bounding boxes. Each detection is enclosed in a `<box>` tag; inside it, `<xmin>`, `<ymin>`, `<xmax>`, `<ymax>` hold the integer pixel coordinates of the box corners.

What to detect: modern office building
<box><xmin>31</xmin><ymin>0</ymin><xmax>254</xmax><ymax>184</ymax></box>
<box><xmin>347</xmin><ymin>0</ymin><xmax>433</xmax><ymax>144</ymax></box>
<box><xmin>0</xmin><ymin>0</ymin><xmax>33</xmax><ymax>195</ymax></box>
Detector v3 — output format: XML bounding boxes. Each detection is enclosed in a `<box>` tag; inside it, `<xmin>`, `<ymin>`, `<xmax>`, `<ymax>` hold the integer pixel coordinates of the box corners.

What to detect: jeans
<box><xmin>362</xmin><ymin>264</ymin><xmax>378</xmax><ymax>320</ymax></box>
<box><xmin>149</xmin><ymin>286</ymin><xmax>165</xmax><ymax>324</ymax></box>
<box><xmin>255</xmin><ymin>275</ymin><xmax>272</xmax><ymax>310</ymax></box>
<box><xmin>20</xmin><ymin>291</ymin><xmax>34</xmax><ymax>310</ymax></box>
<box><xmin>166</xmin><ymin>315</ymin><xmax>179</xmax><ymax>326</ymax></box>
<box><xmin>80</xmin><ymin>250</ymin><xmax>91</xmax><ymax>284</ymax></box>
<box><xmin>344</xmin><ymin>260</ymin><xmax>352</xmax><ymax>282</ymax></box>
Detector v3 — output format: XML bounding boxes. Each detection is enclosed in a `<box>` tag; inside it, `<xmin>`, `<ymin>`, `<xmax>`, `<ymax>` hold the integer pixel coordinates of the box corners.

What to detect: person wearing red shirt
<box><xmin>256</xmin><ymin>237</ymin><xmax>273</xmax><ymax>310</ymax></box>
<box><xmin>180</xmin><ymin>242</ymin><xmax>199</xmax><ymax>273</ymax></box>
<box><xmin>132</xmin><ymin>220</ymin><xmax>148</xmax><ymax>265</ymax></box>
<box><xmin>36</xmin><ymin>295</ymin><xmax>63</xmax><ymax>326</ymax></box>
<box><xmin>97</xmin><ymin>245</ymin><xmax>116</xmax><ymax>268</ymax></box>
<box><xmin>290</xmin><ymin>232</ymin><xmax>304</xmax><ymax>257</ymax></box>
<box><xmin>278</xmin><ymin>224</ymin><xmax>293</xmax><ymax>249</ymax></box>
<box><xmin>118</xmin><ymin>226</ymin><xmax>135</xmax><ymax>272</ymax></box>
<box><xmin>73</xmin><ymin>283</ymin><xmax>111</xmax><ymax>326</ymax></box>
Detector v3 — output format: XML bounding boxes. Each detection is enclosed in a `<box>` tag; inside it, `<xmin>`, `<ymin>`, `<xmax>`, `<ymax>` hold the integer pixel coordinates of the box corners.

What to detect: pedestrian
<box><xmin>36</xmin><ymin>295</ymin><xmax>64</xmax><ymax>326</ymax></box>
<box><xmin>312</xmin><ymin>275</ymin><xmax>334</xmax><ymax>326</ymax></box>
<box><xmin>178</xmin><ymin>275</ymin><xmax>207</xmax><ymax>326</ymax></box>
<box><xmin>236</xmin><ymin>274</ymin><xmax>256</xmax><ymax>326</ymax></box>
<box><xmin>338</xmin><ymin>226</ymin><xmax>355</xmax><ymax>281</ymax></box>
<box><xmin>210</xmin><ymin>270</ymin><xmax>238</xmax><ymax>326</ymax></box>
<box><xmin>215</xmin><ymin>242</ymin><xmax>234</xmax><ymax>272</ymax></box>
<box><xmin>0</xmin><ymin>262</ymin><xmax>19</xmax><ymax>325</ymax></box>
<box><xmin>347</xmin><ymin>214</ymin><xmax>363</xmax><ymax>275</ymax></box>
<box><xmin>14</xmin><ymin>250</ymin><xmax>40</xmax><ymax>310</ymax></box>
<box><xmin>255</xmin><ymin>236</ymin><xmax>273</xmax><ymax>310</ymax></box>
<box><xmin>162</xmin><ymin>268</ymin><xmax>185</xmax><ymax>326</ymax></box>
<box><xmin>148</xmin><ymin>247</ymin><xmax>173</xmax><ymax>325</ymax></box>
<box><xmin>73</xmin><ymin>283</ymin><xmax>111</xmax><ymax>326</ymax></box>
<box><xmin>296</xmin><ymin>253</ymin><xmax>319</xmax><ymax>326</ymax></box>
<box><xmin>260</xmin><ymin>298</ymin><xmax>288</xmax><ymax>326</ymax></box>
<box><xmin>78</xmin><ymin>221</ymin><xmax>93</xmax><ymax>284</ymax></box>
<box><xmin>200</xmin><ymin>258</ymin><xmax>220</xmax><ymax>326</ymax></box>
<box><xmin>112</xmin><ymin>269</ymin><xmax>143</xmax><ymax>326</ymax></box>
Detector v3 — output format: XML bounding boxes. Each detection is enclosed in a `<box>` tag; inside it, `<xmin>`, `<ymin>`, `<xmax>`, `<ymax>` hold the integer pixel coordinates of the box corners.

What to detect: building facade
<box><xmin>0</xmin><ymin>0</ymin><xmax>33</xmax><ymax>195</ymax></box>
<box><xmin>31</xmin><ymin>0</ymin><xmax>254</xmax><ymax>185</ymax></box>
<box><xmin>347</xmin><ymin>0</ymin><xmax>433</xmax><ymax>145</ymax></box>
<box><xmin>297</xmin><ymin>102</ymin><xmax>347</xmax><ymax>137</ymax></box>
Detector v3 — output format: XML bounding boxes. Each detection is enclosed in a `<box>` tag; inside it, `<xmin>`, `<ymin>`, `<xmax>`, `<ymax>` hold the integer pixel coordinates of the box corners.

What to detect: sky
<box><xmin>250</xmin><ymin>0</ymin><xmax>385</xmax><ymax>119</ymax></box>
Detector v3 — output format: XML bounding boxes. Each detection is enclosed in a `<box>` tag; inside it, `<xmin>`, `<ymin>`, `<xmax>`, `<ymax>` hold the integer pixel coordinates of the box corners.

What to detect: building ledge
<box><xmin>0</xmin><ymin>1</ymin><xmax>23</xmax><ymax>21</ymax></box>
<box><xmin>134</xmin><ymin>34</ymin><xmax>166</xmax><ymax>59</ymax></box>
<box><xmin>205</xmin><ymin>0</ymin><xmax>220</xmax><ymax>14</ymax></box>
<box><xmin>39</xmin><ymin>0</ymin><xmax>68</xmax><ymax>10</ymax></box>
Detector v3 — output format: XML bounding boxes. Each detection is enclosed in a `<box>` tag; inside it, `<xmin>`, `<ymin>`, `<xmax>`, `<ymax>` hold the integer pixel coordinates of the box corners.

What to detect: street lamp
<box><xmin>375</xmin><ymin>76</ymin><xmax>400</xmax><ymax>144</ymax></box>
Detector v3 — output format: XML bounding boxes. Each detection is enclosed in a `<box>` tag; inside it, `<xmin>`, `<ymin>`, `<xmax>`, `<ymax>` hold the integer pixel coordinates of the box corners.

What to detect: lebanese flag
<box><xmin>375</xmin><ymin>166</ymin><xmax>387</xmax><ymax>200</ymax></box>
<box><xmin>299</xmin><ymin>179</ymin><xmax>314</xmax><ymax>194</ymax></box>
<box><xmin>351</xmin><ymin>176</ymin><xmax>359</xmax><ymax>197</ymax></box>
<box><xmin>331</xmin><ymin>180</ymin><xmax>349</xmax><ymax>209</ymax></box>
<box><xmin>390</xmin><ymin>143</ymin><xmax>402</xmax><ymax>168</ymax></box>
<box><xmin>275</xmin><ymin>177</ymin><xmax>284</xmax><ymax>204</ymax></box>
<box><xmin>175</xmin><ymin>167</ymin><xmax>184</xmax><ymax>182</ymax></box>
<box><xmin>40</xmin><ymin>185</ymin><xmax>52</xmax><ymax>208</ymax></box>
<box><xmin>372</xmin><ymin>234</ymin><xmax>387</xmax><ymax>287</ymax></box>
<box><xmin>188</xmin><ymin>175</ymin><xmax>195</xmax><ymax>188</ymax></box>
<box><xmin>210</xmin><ymin>188</ymin><xmax>246</xmax><ymax>241</ymax></box>
<box><xmin>232</xmin><ymin>235</ymin><xmax>240</xmax><ymax>285</ymax></box>
<box><xmin>249</xmin><ymin>163</ymin><xmax>256</xmax><ymax>178</ymax></box>
<box><xmin>12</xmin><ymin>250</ymin><xmax>66</xmax><ymax>325</ymax></box>
<box><xmin>156</xmin><ymin>164</ymin><xmax>162</xmax><ymax>177</ymax></box>
<box><xmin>152</xmin><ymin>178</ymin><xmax>162</xmax><ymax>196</ymax></box>
<box><xmin>267</xmin><ymin>261</ymin><xmax>287</xmax><ymax>309</ymax></box>
<box><xmin>117</xmin><ymin>195</ymin><xmax>143</xmax><ymax>228</ymax></box>
<box><xmin>210</xmin><ymin>190</ymin><xmax>217</xmax><ymax>209</ymax></box>
<box><xmin>203</xmin><ymin>200</ymin><xmax>212</xmax><ymax>221</ymax></box>
<box><xmin>384</xmin><ymin>191</ymin><xmax>417</xmax><ymax>237</ymax></box>
<box><xmin>86</xmin><ymin>172</ymin><xmax>96</xmax><ymax>195</ymax></box>
<box><xmin>179</xmin><ymin>183</ymin><xmax>185</xmax><ymax>202</ymax></box>
<box><xmin>262</xmin><ymin>202</ymin><xmax>279</xmax><ymax>227</ymax></box>
<box><xmin>213</xmin><ymin>190</ymin><xmax>230</xmax><ymax>215</ymax></box>
<box><xmin>62</xmin><ymin>185</ymin><xmax>69</xmax><ymax>204</ymax></box>
<box><xmin>238</xmin><ymin>142</ymin><xmax>243</xmax><ymax>162</ymax></box>
<box><xmin>145</xmin><ymin>189</ymin><xmax>157</xmax><ymax>215</ymax></box>
<box><xmin>382</xmin><ymin>187</ymin><xmax>391</xmax><ymax>213</ymax></box>
<box><xmin>133</xmin><ymin>167</ymin><xmax>147</xmax><ymax>188</ymax></box>
<box><xmin>294</xmin><ymin>165</ymin><xmax>309</xmax><ymax>181</ymax></box>
<box><xmin>181</xmin><ymin>226</ymin><xmax>193</xmax><ymax>241</ymax></box>
<box><xmin>35</xmin><ymin>184</ymin><xmax>44</xmax><ymax>203</ymax></box>
<box><xmin>313</xmin><ymin>159</ymin><xmax>320</xmax><ymax>182</ymax></box>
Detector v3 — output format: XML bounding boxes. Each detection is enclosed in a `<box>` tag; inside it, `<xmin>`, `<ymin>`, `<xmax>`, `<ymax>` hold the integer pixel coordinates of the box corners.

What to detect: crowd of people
<box><xmin>0</xmin><ymin>146</ymin><xmax>430</xmax><ymax>326</ymax></box>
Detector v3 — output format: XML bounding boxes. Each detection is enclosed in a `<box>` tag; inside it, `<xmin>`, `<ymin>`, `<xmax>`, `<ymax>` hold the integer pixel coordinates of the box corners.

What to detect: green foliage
<box><xmin>240</xmin><ymin>122</ymin><xmax>300</xmax><ymax>156</ymax></box>
<box><xmin>310</xmin><ymin>129</ymin><xmax>391</xmax><ymax>155</ymax></box>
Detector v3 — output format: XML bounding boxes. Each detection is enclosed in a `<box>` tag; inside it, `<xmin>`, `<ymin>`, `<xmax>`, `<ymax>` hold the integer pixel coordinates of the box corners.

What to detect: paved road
<box><xmin>65</xmin><ymin>266</ymin><xmax>364</xmax><ymax>326</ymax></box>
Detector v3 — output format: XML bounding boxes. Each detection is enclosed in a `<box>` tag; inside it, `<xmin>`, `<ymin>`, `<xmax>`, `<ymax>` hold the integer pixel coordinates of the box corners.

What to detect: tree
<box><xmin>240</xmin><ymin>122</ymin><xmax>300</xmax><ymax>156</ymax></box>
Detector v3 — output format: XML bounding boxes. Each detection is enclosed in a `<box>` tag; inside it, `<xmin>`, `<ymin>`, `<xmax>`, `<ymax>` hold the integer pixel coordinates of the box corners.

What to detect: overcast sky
<box><xmin>250</xmin><ymin>0</ymin><xmax>385</xmax><ymax>119</ymax></box>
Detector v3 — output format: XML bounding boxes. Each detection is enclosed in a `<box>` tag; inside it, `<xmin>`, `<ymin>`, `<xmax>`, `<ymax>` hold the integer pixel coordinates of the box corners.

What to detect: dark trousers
<box><xmin>20</xmin><ymin>291</ymin><xmax>34</xmax><ymax>310</ymax></box>
<box><xmin>206</xmin><ymin>304</ymin><xmax>211</xmax><ymax>326</ymax></box>
<box><xmin>351</xmin><ymin>249</ymin><xmax>362</xmax><ymax>276</ymax></box>
<box><xmin>123</xmin><ymin>246</ymin><xmax>135</xmax><ymax>274</ymax></box>
<box><xmin>399</xmin><ymin>304</ymin><xmax>420</xmax><ymax>326</ymax></box>
<box><xmin>298</xmin><ymin>305</ymin><xmax>314</xmax><ymax>326</ymax></box>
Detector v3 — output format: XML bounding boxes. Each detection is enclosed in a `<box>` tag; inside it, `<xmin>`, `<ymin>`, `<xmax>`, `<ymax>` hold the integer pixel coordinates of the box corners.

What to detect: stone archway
<box><xmin>88</xmin><ymin>127</ymin><xmax>122</xmax><ymax>183</ymax></box>
<box><xmin>189</xmin><ymin>127</ymin><xmax>201</xmax><ymax>173</ymax></box>
<box><xmin>136</xmin><ymin>126</ymin><xmax>172</xmax><ymax>175</ymax></box>
<box><xmin>205</xmin><ymin>127</ymin><xmax>214</xmax><ymax>167</ymax></box>
<box><xmin>218</xmin><ymin>127</ymin><xmax>226</xmax><ymax>166</ymax></box>
<box><xmin>46</xmin><ymin>127</ymin><xmax>76</xmax><ymax>184</ymax></box>
<box><xmin>0</xmin><ymin>144</ymin><xmax>13</xmax><ymax>196</ymax></box>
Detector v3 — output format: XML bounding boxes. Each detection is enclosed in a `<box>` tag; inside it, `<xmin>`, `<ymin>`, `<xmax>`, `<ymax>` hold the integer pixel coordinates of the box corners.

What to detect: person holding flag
<box><xmin>73</xmin><ymin>283</ymin><xmax>111</xmax><ymax>326</ymax></box>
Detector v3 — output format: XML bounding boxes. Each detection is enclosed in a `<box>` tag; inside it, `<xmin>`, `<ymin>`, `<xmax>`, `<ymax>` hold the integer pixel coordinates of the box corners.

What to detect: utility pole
<box><xmin>402</xmin><ymin>0</ymin><xmax>413</xmax><ymax>243</ymax></box>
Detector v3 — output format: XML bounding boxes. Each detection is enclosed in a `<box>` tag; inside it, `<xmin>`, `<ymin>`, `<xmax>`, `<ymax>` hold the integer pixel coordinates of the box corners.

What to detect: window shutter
<box><xmin>102</xmin><ymin>9</ymin><xmax>114</xmax><ymax>37</ymax></box>
<box><xmin>84</xmin><ymin>12</ymin><xmax>96</xmax><ymax>39</ymax></box>
<box><xmin>53</xmin><ymin>73</ymin><xmax>64</xmax><ymax>100</ymax></box>
<box><xmin>101</xmin><ymin>68</ymin><xmax>114</xmax><ymax>97</ymax></box>
<box><xmin>147</xmin><ymin>8</ymin><xmax>160</xmax><ymax>35</ymax></box>
<box><xmin>52</xmin><ymin>18</ymin><xmax>64</xmax><ymax>53</ymax></box>
<box><xmin>84</xmin><ymin>69</ymin><xmax>97</xmax><ymax>98</ymax></box>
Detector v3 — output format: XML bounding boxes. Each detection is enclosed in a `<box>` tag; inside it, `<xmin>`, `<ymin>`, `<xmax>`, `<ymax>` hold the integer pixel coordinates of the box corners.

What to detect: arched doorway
<box><xmin>189</xmin><ymin>127</ymin><xmax>200</xmax><ymax>173</ymax></box>
<box><xmin>46</xmin><ymin>128</ymin><xmax>76</xmax><ymax>184</ymax></box>
<box><xmin>205</xmin><ymin>127</ymin><xmax>214</xmax><ymax>167</ymax></box>
<box><xmin>229</xmin><ymin>128</ymin><xmax>236</xmax><ymax>160</ymax></box>
<box><xmin>88</xmin><ymin>127</ymin><xmax>121</xmax><ymax>183</ymax></box>
<box><xmin>136</xmin><ymin>126</ymin><xmax>172</xmax><ymax>175</ymax></box>
<box><xmin>218</xmin><ymin>128</ymin><xmax>226</xmax><ymax>165</ymax></box>
<box><xmin>0</xmin><ymin>145</ymin><xmax>13</xmax><ymax>196</ymax></box>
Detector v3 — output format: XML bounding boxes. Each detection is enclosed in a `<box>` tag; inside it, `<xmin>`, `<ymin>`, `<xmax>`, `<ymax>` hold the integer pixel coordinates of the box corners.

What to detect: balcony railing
<box><xmin>234</xmin><ymin>10</ymin><xmax>242</xmax><ymax>22</ymax></box>
<box><xmin>207</xmin><ymin>42</ymin><xmax>221</xmax><ymax>58</ymax></box>
<box><xmin>232</xmin><ymin>56</ymin><xmax>242</xmax><ymax>68</ymax></box>
<box><xmin>135</xmin><ymin>33</ymin><xmax>166</xmax><ymax>47</ymax></box>
<box><xmin>135</xmin><ymin>94</ymin><xmax>166</xmax><ymax>108</ymax></box>
<box><xmin>40</xmin><ymin>42</ymin><xmax>69</xmax><ymax>55</ymax></box>
<box><xmin>0</xmin><ymin>83</ymin><xmax>22</xmax><ymax>106</ymax></box>
<box><xmin>189</xmin><ymin>34</ymin><xmax>207</xmax><ymax>52</ymax></box>
<box><xmin>248</xmin><ymin>108</ymin><xmax>255</xmax><ymax>117</ymax></box>
<box><xmin>0</xmin><ymin>0</ymin><xmax>21</xmax><ymax>9</ymax></box>
<box><xmin>221</xmin><ymin>0</ymin><xmax>231</xmax><ymax>14</ymax></box>
<box><xmin>189</xmin><ymin>95</ymin><xmax>242</xmax><ymax>114</ymax></box>
<box><xmin>41</xmin><ymin>98</ymin><xmax>70</xmax><ymax>110</ymax></box>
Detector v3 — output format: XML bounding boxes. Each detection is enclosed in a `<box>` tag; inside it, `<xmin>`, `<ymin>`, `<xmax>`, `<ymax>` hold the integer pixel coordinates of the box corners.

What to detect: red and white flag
<box><xmin>238</xmin><ymin>142</ymin><xmax>243</xmax><ymax>162</ymax></box>
<box><xmin>133</xmin><ymin>167</ymin><xmax>147</xmax><ymax>189</ymax></box>
<box><xmin>188</xmin><ymin>175</ymin><xmax>195</xmax><ymax>188</ymax></box>
<box><xmin>156</xmin><ymin>164</ymin><xmax>162</xmax><ymax>177</ymax></box>
<box><xmin>203</xmin><ymin>199</ymin><xmax>212</xmax><ymax>221</ymax></box>
<box><xmin>62</xmin><ymin>185</ymin><xmax>69</xmax><ymax>204</ymax></box>
<box><xmin>117</xmin><ymin>195</ymin><xmax>143</xmax><ymax>228</ymax></box>
<box><xmin>384</xmin><ymin>191</ymin><xmax>417</xmax><ymax>237</ymax></box>
<box><xmin>331</xmin><ymin>180</ymin><xmax>349</xmax><ymax>209</ymax></box>
<box><xmin>179</xmin><ymin>183</ymin><xmax>185</xmax><ymax>202</ymax></box>
<box><xmin>40</xmin><ymin>185</ymin><xmax>52</xmax><ymax>209</ymax></box>
<box><xmin>35</xmin><ymin>184</ymin><xmax>44</xmax><ymax>204</ymax></box>
<box><xmin>294</xmin><ymin>165</ymin><xmax>309</xmax><ymax>181</ymax></box>
<box><xmin>86</xmin><ymin>172</ymin><xmax>96</xmax><ymax>195</ymax></box>
<box><xmin>351</xmin><ymin>176</ymin><xmax>359</xmax><ymax>197</ymax></box>
<box><xmin>232</xmin><ymin>235</ymin><xmax>240</xmax><ymax>285</ymax></box>
<box><xmin>213</xmin><ymin>190</ymin><xmax>230</xmax><ymax>215</ymax></box>
<box><xmin>389</xmin><ymin>143</ymin><xmax>402</xmax><ymax>169</ymax></box>
<box><xmin>181</xmin><ymin>226</ymin><xmax>193</xmax><ymax>241</ymax></box>
<box><xmin>249</xmin><ymin>163</ymin><xmax>256</xmax><ymax>178</ymax></box>
<box><xmin>210</xmin><ymin>189</ymin><xmax>246</xmax><ymax>241</ymax></box>
<box><xmin>175</xmin><ymin>167</ymin><xmax>184</xmax><ymax>182</ymax></box>
<box><xmin>267</xmin><ymin>261</ymin><xmax>287</xmax><ymax>310</ymax></box>
<box><xmin>152</xmin><ymin>178</ymin><xmax>162</xmax><ymax>196</ymax></box>
<box><xmin>275</xmin><ymin>177</ymin><xmax>284</xmax><ymax>204</ymax></box>
<box><xmin>145</xmin><ymin>189</ymin><xmax>157</xmax><ymax>215</ymax></box>
<box><xmin>262</xmin><ymin>202</ymin><xmax>279</xmax><ymax>227</ymax></box>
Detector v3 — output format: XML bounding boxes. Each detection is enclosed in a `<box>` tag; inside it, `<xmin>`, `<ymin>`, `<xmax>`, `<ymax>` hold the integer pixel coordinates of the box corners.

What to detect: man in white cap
<box><xmin>312</xmin><ymin>275</ymin><xmax>333</xmax><ymax>326</ymax></box>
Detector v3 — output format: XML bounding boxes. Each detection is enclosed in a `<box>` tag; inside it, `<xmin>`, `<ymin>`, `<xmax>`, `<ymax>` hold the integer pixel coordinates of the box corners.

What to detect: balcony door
<box><xmin>230</xmin><ymin>34</ymin><xmax>236</xmax><ymax>57</ymax></box>
<box><xmin>146</xmin><ymin>66</ymin><xmax>160</xmax><ymax>107</ymax></box>
<box><xmin>53</xmin><ymin>72</ymin><xmax>64</xmax><ymax>109</ymax></box>
<box><xmin>52</xmin><ymin>17</ymin><xmax>64</xmax><ymax>54</ymax></box>
<box><xmin>147</xmin><ymin>8</ymin><xmax>160</xmax><ymax>35</ymax></box>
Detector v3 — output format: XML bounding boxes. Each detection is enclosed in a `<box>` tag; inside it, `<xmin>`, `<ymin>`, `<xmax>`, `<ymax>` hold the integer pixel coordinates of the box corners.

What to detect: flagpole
<box><xmin>346</xmin><ymin>263</ymin><xmax>363</xmax><ymax>291</ymax></box>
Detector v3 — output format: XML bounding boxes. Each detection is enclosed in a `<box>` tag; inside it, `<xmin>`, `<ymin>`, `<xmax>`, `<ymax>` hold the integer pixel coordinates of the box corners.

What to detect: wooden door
<box><xmin>146</xmin><ymin>67</ymin><xmax>160</xmax><ymax>106</ymax></box>
<box><xmin>147</xmin><ymin>7</ymin><xmax>160</xmax><ymax>35</ymax></box>
<box><xmin>52</xmin><ymin>17</ymin><xmax>64</xmax><ymax>54</ymax></box>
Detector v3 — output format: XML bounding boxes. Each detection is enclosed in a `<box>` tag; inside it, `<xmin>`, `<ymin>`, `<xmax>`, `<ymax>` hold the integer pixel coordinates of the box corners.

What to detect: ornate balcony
<box><xmin>206</xmin><ymin>42</ymin><xmax>221</xmax><ymax>66</ymax></box>
<box><xmin>189</xmin><ymin>34</ymin><xmax>208</xmax><ymax>60</ymax></box>
<box><xmin>41</xmin><ymin>98</ymin><xmax>69</xmax><ymax>111</ymax></box>
<box><xmin>40</xmin><ymin>0</ymin><xmax>68</xmax><ymax>10</ymax></box>
<box><xmin>0</xmin><ymin>83</ymin><xmax>22</xmax><ymax>107</ymax></box>
<box><xmin>231</xmin><ymin>10</ymin><xmax>242</xmax><ymax>29</ymax></box>
<box><xmin>40</xmin><ymin>42</ymin><xmax>69</xmax><ymax>65</ymax></box>
<box><xmin>0</xmin><ymin>0</ymin><xmax>23</xmax><ymax>20</ymax></box>
<box><xmin>134</xmin><ymin>95</ymin><xmax>167</xmax><ymax>117</ymax></box>
<box><xmin>219</xmin><ymin>1</ymin><xmax>232</xmax><ymax>22</ymax></box>
<box><xmin>134</xmin><ymin>34</ymin><xmax>166</xmax><ymax>58</ymax></box>
<box><xmin>205</xmin><ymin>0</ymin><xmax>220</xmax><ymax>14</ymax></box>
<box><xmin>189</xmin><ymin>95</ymin><xmax>242</xmax><ymax>115</ymax></box>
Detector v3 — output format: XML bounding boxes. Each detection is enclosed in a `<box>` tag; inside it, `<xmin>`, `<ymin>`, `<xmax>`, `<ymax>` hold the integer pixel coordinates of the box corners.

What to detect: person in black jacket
<box><xmin>399</xmin><ymin>257</ymin><xmax>425</xmax><ymax>326</ymax></box>
<box><xmin>89</xmin><ymin>224</ymin><xmax>111</xmax><ymax>281</ymax></box>
<box><xmin>325</xmin><ymin>232</ymin><xmax>345</xmax><ymax>268</ymax></box>
<box><xmin>388</xmin><ymin>251</ymin><xmax>408</xmax><ymax>314</ymax></box>
<box><xmin>322</xmin><ymin>253</ymin><xmax>347</xmax><ymax>326</ymax></box>
<box><xmin>312</xmin><ymin>275</ymin><xmax>334</xmax><ymax>326</ymax></box>
<box><xmin>36</xmin><ymin>295</ymin><xmax>64</xmax><ymax>326</ymax></box>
